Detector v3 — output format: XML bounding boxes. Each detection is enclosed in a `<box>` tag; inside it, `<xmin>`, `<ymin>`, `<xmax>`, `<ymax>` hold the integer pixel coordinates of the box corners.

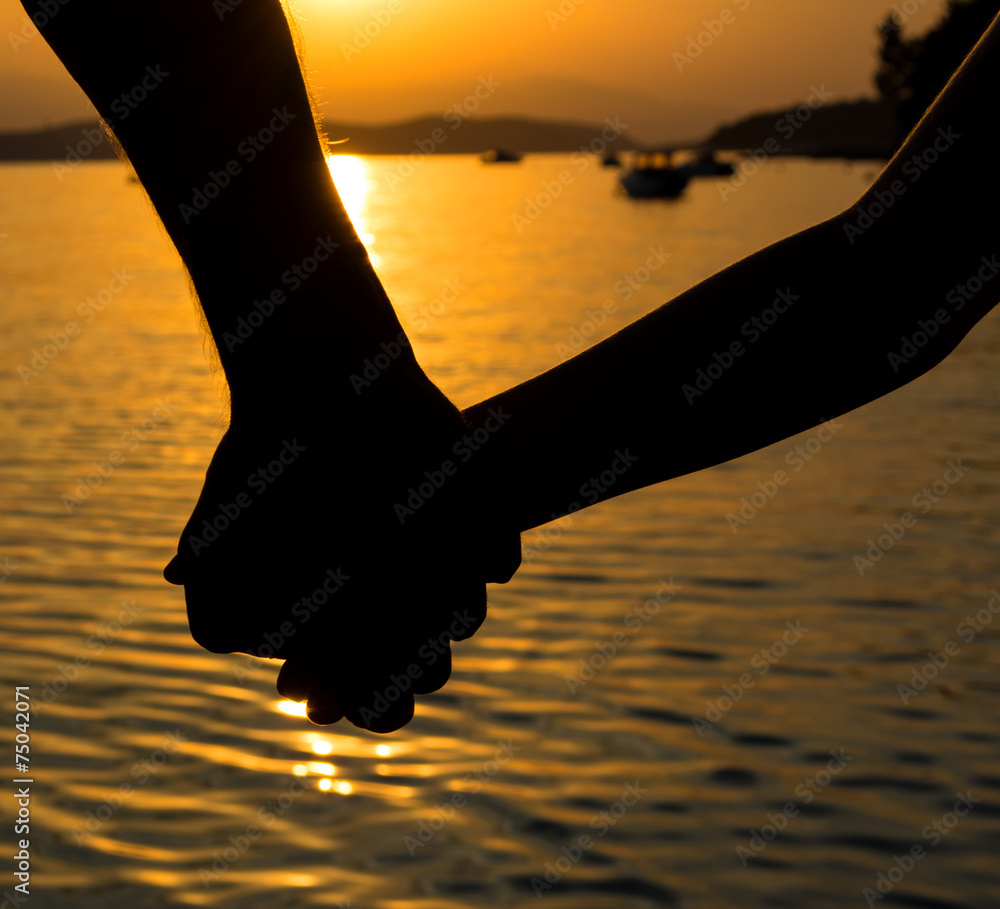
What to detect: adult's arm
<box><xmin>21</xmin><ymin>0</ymin><xmax>521</xmax><ymax>732</ymax></box>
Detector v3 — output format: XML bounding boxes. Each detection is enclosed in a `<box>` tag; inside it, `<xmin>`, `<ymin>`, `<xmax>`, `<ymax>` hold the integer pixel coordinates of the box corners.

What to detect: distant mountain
<box><xmin>304</xmin><ymin>75</ymin><xmax>733</xmax><ymax>148</ymax></box>
<box><xmin>474</xmin><ymin>76</ymin><xmax>735</xmax><ymax>148</ymax></box>
<box><xmin>323</xmin><ymin>115</ymin><xmax>648</xmax><ymax>155</ymax></box>
<box><xmin>0</xmin><ymin>99</ymin><xmax>898</xmax><ymax>163</ymax></box>
<box><xmin>0</xmin><ymin>121</ymin><xmax>118</xmax><ymax>162</ymax></box>
<box><xmin>703</xmin><ymin>97</ymin><xmax>897</xmax><ymax>159</ymax></box>
<box><xmin>0</xmin><ymin>115</ymin><xmax>650</xmax><ymax>161</ymax></box>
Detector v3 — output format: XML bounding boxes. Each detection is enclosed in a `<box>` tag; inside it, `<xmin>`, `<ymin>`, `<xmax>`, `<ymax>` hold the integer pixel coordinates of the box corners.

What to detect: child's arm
<box><xmin>463</xmin><ymin>13</ymin><xmax>1000</xmax><ymax>532</ymax></box>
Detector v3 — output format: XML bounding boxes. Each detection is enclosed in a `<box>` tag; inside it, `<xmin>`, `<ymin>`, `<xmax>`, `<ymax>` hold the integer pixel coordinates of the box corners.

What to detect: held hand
<box><xmin>163</xmin><ymin>388</ymin><xmax>520</xmax><ymax>732</ymax></box>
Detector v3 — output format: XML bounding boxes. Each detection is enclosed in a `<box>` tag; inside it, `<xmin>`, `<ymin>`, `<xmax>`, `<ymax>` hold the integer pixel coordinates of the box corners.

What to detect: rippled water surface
<box><xmin>2</xmin><ymin>155</ymin><xmax>999</xmax><ymax>909</ymax></box>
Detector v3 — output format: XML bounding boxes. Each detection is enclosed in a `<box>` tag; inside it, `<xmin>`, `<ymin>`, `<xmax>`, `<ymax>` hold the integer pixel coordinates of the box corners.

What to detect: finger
<box><xmin>306</xmin><ymin>688</ymin><xmax>344</xmax><ymax>726</ymax></box>
<box><xmin>343</xmin><ymin>690</ymin><xmax>415</xmax><ymax>734</ymax></box>
<box><xmin>435</xmin><ymin>581</ymin><xmax>488</xmax><ymax>642</ymax></box>
<box><xmin>163</xmin><ymin>554</ymin><xmax>185</xmax><ymax>585</ymax></box>
<box><xmin>277</xmin><ymin>658</ymin><xmax>327</xmax><ymax>702</ymax></box>
<box><xmin>481</xmin><ymin>531</ymin><xmax>523</xmax><ymax>584</ymax></box>
<box><xmin>390</xmin><ymin>617</ymin><xmax>453</xmax><ymax>694</ymax></box>
<box><xmin>307</xmin><ymin>705</ymin><xmax>344</xmax><ymax>726</ymax></box>
<box><xmin>411</xmin><ymin>640</ymin><xmax>451</xmax><ymax>695</ymax></box>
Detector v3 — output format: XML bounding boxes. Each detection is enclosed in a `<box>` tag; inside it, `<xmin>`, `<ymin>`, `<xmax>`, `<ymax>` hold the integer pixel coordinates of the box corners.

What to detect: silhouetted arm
<box><xmin>20</xmin><ymin>0</ymin><xmax>417</xmax><ymax>412</ymax></box>
<box><xmin>464</xmin><ymin>13</ymin><xmax>1000</xmax><ymax>531</ymax></box>
<box><xmin>21</xmin><ymin>0</ymin><xmax>521</xmax><ymax>733</ymax></box>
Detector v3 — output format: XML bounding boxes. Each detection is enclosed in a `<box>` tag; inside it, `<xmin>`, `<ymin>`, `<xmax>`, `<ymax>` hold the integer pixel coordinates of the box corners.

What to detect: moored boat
<box><xmin>481</xmin><ymin>148</ymin><xmax>522</xmax><ymax>163</ymax></box>
<box><xmin>619</xmin><ymin>152</ymin><xmax>690</xmax><ymax>199</ymax></box>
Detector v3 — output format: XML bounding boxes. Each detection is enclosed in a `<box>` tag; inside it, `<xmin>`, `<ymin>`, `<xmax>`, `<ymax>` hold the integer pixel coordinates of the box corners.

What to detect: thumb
<box><xmin>163</xmin><ymin>554</ymin><xmax>185</xmax><ymax>585</ymax></box>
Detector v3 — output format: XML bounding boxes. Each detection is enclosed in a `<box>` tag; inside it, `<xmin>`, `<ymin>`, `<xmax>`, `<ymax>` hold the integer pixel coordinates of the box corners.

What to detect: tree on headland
<box><xmin>876</xmin><ymin>0</ymin><xmax>1000</xmax><ymax>147</ymax></box>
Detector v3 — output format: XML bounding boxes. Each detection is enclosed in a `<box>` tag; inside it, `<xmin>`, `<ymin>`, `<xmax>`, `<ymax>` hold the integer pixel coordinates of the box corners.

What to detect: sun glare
<box><xmin>327</xmin><ymin>154</ymin><xmax>375</xmax><ymax>248</ymax></box>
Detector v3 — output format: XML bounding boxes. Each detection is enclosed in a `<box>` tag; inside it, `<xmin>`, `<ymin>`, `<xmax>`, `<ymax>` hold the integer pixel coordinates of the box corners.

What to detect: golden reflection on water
<box><xmin>3</xmin><ymin>158</ymin><xmax>1000</xmax><ymax>908</ymax></box>
<box><xmin>327</xmin><ymin>154</ymin><xmax>378</xmax><ymax>259</ymax></box>
<box><xmin>275</xmin><ymin>699</ymin><xmax>307</xmax><ymax>718</ymax></box>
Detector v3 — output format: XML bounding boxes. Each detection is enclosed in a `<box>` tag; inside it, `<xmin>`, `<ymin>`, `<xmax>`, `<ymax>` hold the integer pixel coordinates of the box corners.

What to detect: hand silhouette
<box><xmin>163</xmin><ymin>386</ymin><xmax>521</xmax><ymax>732</ymax></box>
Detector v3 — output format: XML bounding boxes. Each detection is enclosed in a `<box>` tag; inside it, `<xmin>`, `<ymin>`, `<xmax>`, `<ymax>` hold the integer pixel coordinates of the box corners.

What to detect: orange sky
<box><xmin>0</xmin><ymin>0</ymin><xmax>952</xmax><ymax>142</ymax></box>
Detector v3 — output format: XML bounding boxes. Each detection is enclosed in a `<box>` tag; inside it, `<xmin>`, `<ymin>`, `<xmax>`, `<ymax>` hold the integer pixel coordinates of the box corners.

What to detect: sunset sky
<box><xmin>1</xmin><ymin>0</ymin><xmax>952</xmax><ymax>142</ymax></box>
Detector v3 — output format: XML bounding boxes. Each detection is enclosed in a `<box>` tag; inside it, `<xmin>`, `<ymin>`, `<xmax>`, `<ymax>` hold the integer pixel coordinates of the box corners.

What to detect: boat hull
<box><xmin>619</xmin><ymin>168</ymin><xmax>690</xmax><ymax>199</ymax></box>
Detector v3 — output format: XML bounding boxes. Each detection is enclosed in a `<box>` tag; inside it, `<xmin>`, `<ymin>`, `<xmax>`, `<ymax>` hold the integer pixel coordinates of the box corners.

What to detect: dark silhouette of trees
<box><xmin>876</xmin><ymin>0</ymin><xmax>999</xmax><ymax>147</ymax></box>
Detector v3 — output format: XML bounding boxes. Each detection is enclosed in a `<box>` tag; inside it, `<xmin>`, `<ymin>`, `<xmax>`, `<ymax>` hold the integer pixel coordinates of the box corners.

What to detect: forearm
<box><xmin>464</xmin><ymin>15</ymin><xmax>1000</xmax><ymax>531</ymax></box>
<box><xmin>23</xmin><ymin>0</ymin><xmax>420</xmax><ymax>414</ymax></box>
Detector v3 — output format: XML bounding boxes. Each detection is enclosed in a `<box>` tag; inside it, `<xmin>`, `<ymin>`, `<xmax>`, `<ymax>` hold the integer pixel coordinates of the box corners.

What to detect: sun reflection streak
<box><xmin>281</xmin><ymin>873</ymin><xmax>318</xmax><ymax>886</ymax></box>
<box><xmin>327</xmin><ymin>154</ymin><xmax>377</xmax><ymax>254</ymax></box>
